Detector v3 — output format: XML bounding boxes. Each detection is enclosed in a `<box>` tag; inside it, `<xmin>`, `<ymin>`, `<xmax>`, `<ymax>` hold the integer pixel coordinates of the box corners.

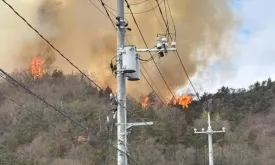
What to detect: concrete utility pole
<box><xmin>116</xmin><ymin>0</ymin><xmax>127</xmax><ymax>164</ymax></box>
<box><xmin>115</xmin><ymin>1</ymin><xmax>176</xmax><ymax>164</ymax></box>
<box><xmin>194</xmin><ymin>112</ymin><xmax>225</xmax><ymax>165</ymax></box>
<box><xmin>115</xmin><ymin>0</ymin><xmax>153</xmax><ymax>164</ymax></box>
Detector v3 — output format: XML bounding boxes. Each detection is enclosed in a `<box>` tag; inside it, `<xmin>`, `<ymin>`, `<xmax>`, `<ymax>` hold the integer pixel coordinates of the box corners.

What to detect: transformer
<box><xmin>127</xmin><ymin>54</ymin><xmax>140</xmax><ymax>81</ymax></box>
<box><xmin>122</xmin><ymin>45</ymin><xmax>137</xmax><ymax>73</ymax></box>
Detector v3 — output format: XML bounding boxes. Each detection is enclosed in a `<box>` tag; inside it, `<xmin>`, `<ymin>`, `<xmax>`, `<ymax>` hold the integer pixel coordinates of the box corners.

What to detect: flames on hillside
<box><xmin>141</xmin><ymin>93</ymin><xmax>193</xmax><ymax>110</ymax></box>
<box><xmin>168</xmin><ymin>94</ymin><xmax>193</xmax><ymax>108</ymax></box>
<box><xmin>141</xmin><ymin>96</ymin><xmax>150</xmax><ymax>109</ymax></box>
<box><xmin>30</xmin><ymin>56</ymin><xmax>46</xmax><ymax>79</ymax></box>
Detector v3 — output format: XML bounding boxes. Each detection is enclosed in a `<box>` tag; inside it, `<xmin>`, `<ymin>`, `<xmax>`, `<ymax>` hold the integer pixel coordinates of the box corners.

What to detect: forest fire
<box><xmin>30</xmin><ymin>56</ymin><xmax>46</xmax><ymax>79</ymax></box>
<box><xmin>141</xmin><ymin>96</ymin><xmax>150</xmax><ymax>109</ymax></box>
<box><xmin>169</xmin><ymin>94</ymin><xmax>193</xmax><ymax>108</ymax></box>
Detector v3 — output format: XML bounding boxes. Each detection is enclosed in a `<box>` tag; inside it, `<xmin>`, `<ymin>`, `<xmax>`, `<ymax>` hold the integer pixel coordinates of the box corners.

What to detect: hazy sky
<box><xmin>183</xmin><ymin>0</ymin><xmax>275</xmax><ymax>94</ymax></box>
<box><xmin>1</xmin><ymin>0</ymin><xmax>274</xmax><ymax>96</ymax></box>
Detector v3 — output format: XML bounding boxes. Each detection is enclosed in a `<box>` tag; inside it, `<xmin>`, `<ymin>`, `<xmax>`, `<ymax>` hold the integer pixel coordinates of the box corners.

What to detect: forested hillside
<box><xmin>0</xmin><ymin>70</ymin><xmax>275</xmax><ymax>165</ymax></box>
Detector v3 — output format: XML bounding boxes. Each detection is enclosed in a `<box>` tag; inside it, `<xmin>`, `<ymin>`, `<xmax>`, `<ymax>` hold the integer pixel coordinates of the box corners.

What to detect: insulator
<box><xmin>157</xmin><ymin>42</ymin><xmax>162</xmax><ymax>49</ymax></box>
<box><xmin>171</xmin><ymin>41</ymin><xmax>176</xmax><ymax>47</ymax></box>
<box><xmin>161</xmin><ymin>37</ymin><xmax>168</xmax><ymax>43</ymax></box>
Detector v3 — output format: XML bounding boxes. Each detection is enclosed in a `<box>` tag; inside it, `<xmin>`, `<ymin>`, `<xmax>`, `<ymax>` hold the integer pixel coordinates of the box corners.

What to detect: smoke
<box><xmin>0</xmin><ymin>0</ymin><xmax>237</xmax><ymax>100</ymax></box>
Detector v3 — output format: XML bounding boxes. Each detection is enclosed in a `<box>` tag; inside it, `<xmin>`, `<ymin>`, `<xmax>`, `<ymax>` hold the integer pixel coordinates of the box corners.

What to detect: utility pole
<box><xmin>115</xmin><ymin>1</ymin><xmax>176</xmax><ymax>164</ymax></box>
<box><xmin>194</xmin><ymin>112</ymin><xmax>225</xmax><ymax>165</ymax></box>
<box><xmin>116</xmin><ymin>0</ymin><xmax>127</xmax><ymax>164</ymax></box>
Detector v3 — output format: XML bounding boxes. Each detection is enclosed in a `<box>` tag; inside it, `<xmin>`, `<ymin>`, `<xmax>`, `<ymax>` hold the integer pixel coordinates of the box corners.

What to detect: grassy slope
<box><xmin>0</xmin><ymin>70</ymin><xmax>275</xmax><ymax>165</ymax></box>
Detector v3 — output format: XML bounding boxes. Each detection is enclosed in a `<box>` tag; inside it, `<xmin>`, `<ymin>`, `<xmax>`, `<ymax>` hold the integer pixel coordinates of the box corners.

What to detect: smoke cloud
<box><xmin>0</xmin><ymin>0</ymin><xmax>237</xmax><ymax>100</ymax></box>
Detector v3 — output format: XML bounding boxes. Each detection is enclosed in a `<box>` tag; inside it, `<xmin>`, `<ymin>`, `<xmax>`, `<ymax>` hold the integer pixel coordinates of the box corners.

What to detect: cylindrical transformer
<box><xmin>122</xmin><ymin>45</ymin><xmax>136</xmax><ymax>73</ymax></box>
<box><xmin>127</xmin><ymin>54</ymin><xmax>140</xmax><ymax>81</ymax></box>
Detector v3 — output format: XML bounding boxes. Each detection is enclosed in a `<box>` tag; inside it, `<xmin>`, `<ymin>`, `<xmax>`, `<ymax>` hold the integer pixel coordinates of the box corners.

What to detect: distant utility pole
<box><xmin>194</xmin><ymin>112</ymin><xmax>225</xmax><ymax>165</ymax></box>
<box><xmin>115</xmin><ymin>0</ymin><xmax>176</xmax><ymax>164</ymax></box>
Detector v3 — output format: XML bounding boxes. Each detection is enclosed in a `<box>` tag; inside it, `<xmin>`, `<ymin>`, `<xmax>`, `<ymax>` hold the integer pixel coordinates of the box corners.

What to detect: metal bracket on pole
<box><xmin>136</xmin><ymin>48</ymin><xmax>176</xmax><ymax>52</ymax></box>
<box><xmin>126</xmin><ymin>122</ymin><xmax>153</xmax><ymax>129</ymax></box>
<box><xmin>115</xmin><ymin>122</ymin><xmax>153</xmax><ymax>129</ymax></box>
<box><xmin>135</xmin><ymin>36</ymin><xmax>176</xmax><ymax>57</ymax></box>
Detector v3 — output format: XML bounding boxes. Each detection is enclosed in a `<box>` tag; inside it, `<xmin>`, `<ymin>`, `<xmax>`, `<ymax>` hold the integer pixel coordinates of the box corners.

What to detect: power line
<box><xmin>0</xmin><ymin>0</ymin><xmax>104</xmax><ymax>92</ymax></box>
<box><xmin>86</xmin><ymin>0</ymin><xmax>169</xmax><ymax>110</ymax></box>
<box><xmin>0</xmin><ymin>67</ymin><xmax>139</xmax><ymax>165</ymax></box>
<box><xmin>129</xmin><ymin>0</ymin><xmax>148</xmax><ymax>5</ymax></box>
<box><xmin>0</xmin><ymin>91</ymin><xmax>44</xmax><ymax>119</ymax></box>
<box><xmin>96</xmin><ymin>0</ymin><xmax>116</xmax><ymax>28</ymax></box>
<box><xmin>87</xmin><ymin>0</ymin><xmax>167</xmax><ymax>108</ymax></box>
<box><xmin>3</xmin><ymin>0</ymin><xmax>193</xmax><ymax>125</ymax></box>
<box><xmin>87</xmin><ymin>0</ymin><xmax>115</xmax><ymax>18</ymax></box>
<box><xmin>122</xmin><ymin>2</ymin><xmax>177</xmax><ymax>118</ymax></box>
<box><xmin>124</xmin><ymin>44</ymin><xmax>168</xmax><ymax>109</ymax></box>
<box><xmin>134</xmin><ymin>0</ymin><xmax>198</xmax><ymax>119</ymax></box>
<box><xmin>166</xmin><ymin>0</ymin><xmax>177</xmax><ymax>41</ymax></box>
<box><xmin>125</xmin><ymin>0</ymin><xmax>176</xmax><ymax>100</ymax></box>
<box><xmin>0</xmin><ymin>68</ymin><xmax>88</xmax><ymax>131</ymax></box>
<box><xmin>3</xmin><ymin>0</ymin><xmax>175</xmax><ymax>161</ymax></box>
<box><xmin>139</xmin><ymin>52</ymin><xmax>158</xmax><ymax>62</ymax></box>
<box><xmin>150</xmin><ymin>0</ymin><xmax>199</xmax><ymax>100</ymax></box>
<box><xmin>148</xmin><ymin>0</ymin><xmax>165</xmax><ymax>32</ymax></box>
<box><xmin>1</xmin><ymin>0</ymin><xmax>163</xmax><ymax>127</ymax></box>
<box><xmin>87</xmin><ymin>0</ymin><xmax>170</xmax><ymax>117</ymax></box>
<box><xmin>155</xmin><ymin>1</ymin><xmax>198</xmax><ymax>99</ymax></box>
<box><xmin>139</xmin><ymin>69</ymin><xmax>178</xmax><ymax>118</ymax></box>
<box><xmin>140</xmin><ymin>71</ymin><xmax>166</xmax><ymax>106</ymax></box>
<box><xmin>164</xmin><ymin>0</ymin><xmax>169</xmax><ymax>32</ymax></box>
<box><xmin>0</xmin><ymin>90</ymin><xmax>120</xmax><ymax>164</ymax></box>
<box><xmin>163</xmin><ymin>0</ymin><xmax>169</xmax><ymax>37</ymax></box>
<box><xmin>174</xmin><ymin>50</ymin><xmax>200</xmax><ymax>99</ymax></box>
<box><xmin>2</xmin><ymin>0</ymin><xmax>161</xmax><ymax>163</ymax></box>
<box><xmin>154</xmin><ymin>0</ymin><xmax>172</xmax><ymax>41</ymax></box>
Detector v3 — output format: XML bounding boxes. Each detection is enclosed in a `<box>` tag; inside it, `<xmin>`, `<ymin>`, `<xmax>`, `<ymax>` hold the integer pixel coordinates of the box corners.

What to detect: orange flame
<box><xmin>30</xmin><ymin>56</ymin><xmax>46</xmax><ymax>79</ymax></box>
<box><xmin>169</xmin><ymin>94</ymin><xmax>193</xmax><ymax>108</ymax></box>
<box><xmin>141</xmin><ymin>96</ymin><xmax>150</xmax><ymax>109</ymax></box>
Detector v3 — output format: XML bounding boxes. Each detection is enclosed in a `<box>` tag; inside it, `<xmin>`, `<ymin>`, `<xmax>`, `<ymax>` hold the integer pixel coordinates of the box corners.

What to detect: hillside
<box><xmin>0</xmin><ymin>70</ymin><xmax>275</xmax><ymax>165</ymax></box>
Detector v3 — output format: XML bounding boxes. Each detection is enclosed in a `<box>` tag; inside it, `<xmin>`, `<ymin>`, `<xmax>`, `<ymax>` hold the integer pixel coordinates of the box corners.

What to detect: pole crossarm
<box><xmin>136</xmin><ymin>48</ymin><xmax>176</xmax><ymax>52</ymax></box>
<box><xmin>194</xmin><ymin>130</ymin><xmax>225</xmax><ymax>134</ymax></box>
<box><xmin>126</xmin><ymin>122</ymin><xmax>153</xmax><ymax>129</ymax></box>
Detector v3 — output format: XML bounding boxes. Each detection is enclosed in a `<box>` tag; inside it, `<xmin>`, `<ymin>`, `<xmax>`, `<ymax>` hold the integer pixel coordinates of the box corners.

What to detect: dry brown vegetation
<box><xmin>0</xmin><ymin>70</ymin><xmax>275</xmax><ymax>165</ymax></box>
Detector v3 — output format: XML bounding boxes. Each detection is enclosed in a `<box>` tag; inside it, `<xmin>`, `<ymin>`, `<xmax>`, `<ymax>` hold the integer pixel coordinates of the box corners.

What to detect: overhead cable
<box><xmin>166</xmin><ymin>0</ymin><xmax>177</xmax><ymax>40</ymax></box>
<box><xmin>1</xmin><ymin>0</ymin><xmax>104</xmax><ymax>91</ymax></box>
<box><xmin>87</xmin><ymin>0</ymin><xmax>167</xmax><ymax>107</ymax></box>
<box><xmin>129</xmin><ymin>0</ymin><xmax>148</xmax><ymax>5</ymax></box>
<box><xmin>0</xmin><ymin>90</ymin><xmax>120</xmax><ymax>164</ymax></box>
<box><xmin>95</xmin><ymin>0</ymin><xmax>116</xmax><ymax>28</ymax></box>
<box><xmin>86</xmin><ymin>0</ymin><xmax>168</xmax><ymax>108</ymax></box>
<box><xmin>0</xmin><ymin>67</ymin><xmax>138</xmax><ymax>165</ymax></box>
<box><xmin>124</xmin><ymin>0</ymin><xmax>176</xmax><ymax>99</ymax></box>
<box><xmin>174</xmin><ymin>50</ymin><xmax>200</xmax><ymax>99</ymax></box>
<box><xmin>154</xmin><ymin>0</ymin><xmax>173</xmax><ymax>41</ymax></box>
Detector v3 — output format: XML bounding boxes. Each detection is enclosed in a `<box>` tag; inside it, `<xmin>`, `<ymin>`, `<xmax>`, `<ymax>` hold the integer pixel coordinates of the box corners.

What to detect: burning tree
<box><xmin>141</xmin><ymin>96</ymin><xmax>150</xmax><ymax>109</ymax></box>
<box><xmin>141</xmin><ymin>92</ymin><xmax>157</xmax><ymax>110</ymax></box>
<box><xmin>30</xmin><ymin>56</ymin><xmax>46</xmax><ymax>79</ymax></box>
<box><xmin>168</xmin><ymin>94</ymin><xmax>193</xmax><ymax>109</ymax></box>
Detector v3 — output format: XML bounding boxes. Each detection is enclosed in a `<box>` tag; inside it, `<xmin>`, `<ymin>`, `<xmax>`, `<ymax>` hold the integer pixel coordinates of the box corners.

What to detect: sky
<box><xmin>182</xmin><ymin>0</ymin><xmax>275</xmax><ymax>95</ymax></box>
<box><xmin>0</xmin><ymin>0</ymin><xmax>274</xmax><ymax>97</ymax></box>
